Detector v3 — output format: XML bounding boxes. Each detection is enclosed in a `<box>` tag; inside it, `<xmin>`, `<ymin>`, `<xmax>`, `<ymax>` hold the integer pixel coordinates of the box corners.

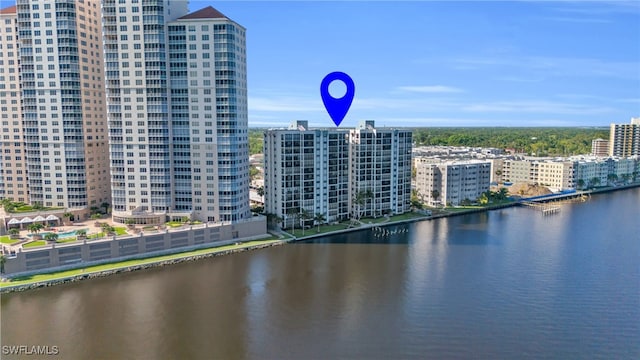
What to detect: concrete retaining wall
<box><xmin>3</xmin><ymin>217</ymin><xmax>266</xmax><ymax>275</ymax></box>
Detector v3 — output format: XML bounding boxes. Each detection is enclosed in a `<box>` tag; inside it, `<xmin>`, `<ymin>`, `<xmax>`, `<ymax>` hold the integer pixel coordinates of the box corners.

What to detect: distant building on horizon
<box><xmin>263</xmin><ymin>121</ymin><xmax>412</xmax><ymax>229</ymax></box>
<box><xmin>591</xmin><ymin>138</ymin><xmax>609</xmax><ymax>157</ymax></box>
<box><xmin>609</xmin><ymin>118</ymin><xmax>640</xmax><ymax>157</ymax></box>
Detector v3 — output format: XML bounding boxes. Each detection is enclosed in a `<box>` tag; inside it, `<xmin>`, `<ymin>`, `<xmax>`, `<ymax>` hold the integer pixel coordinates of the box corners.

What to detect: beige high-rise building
<box><xmin>1</xmin><ymin>1</ymin><xmax>111</xmax><ymax>218</ymax></box>
<box><xmin>591</xmin><ymin>138</ymin><xmax>609</xmax><ymax>157</ymax></box>
<box><xmin>609</xmin><ymin>118</ymin><xmax>640</xmax><ymax>157</ymax></box>
<box><xmin>0</xmin><ymin>5</ymin><xmax>29</xmax><ymax>203</ymax></box>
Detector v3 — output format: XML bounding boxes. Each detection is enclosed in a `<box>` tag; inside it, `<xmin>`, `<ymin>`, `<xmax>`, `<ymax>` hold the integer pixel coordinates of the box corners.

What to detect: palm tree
<box><xmin>63</xmin><ymin>212</ymin><xmax>73</xmax><ymax>225</ymax></box>
<box><xmin>28</xmin><ymin>223</ymin><xmax>44</xmax><ymax>239</ymax></box>
<box><xmin>431</xmin><ymin>190</ymin><xmax>440</xmax><ymax>206</ymax></box>
<box><xmin>44</xmin><ymin>232</ymin><xmax>59</xmax><ymax>243</ymax></box>
<box><xmin>286</xmin><ymin>207</ymin><xmax>299</xmax><ymax>231</ymax></box>
<box><xmin>496</xmin><ymin>187</ymin><xmax>509</xmax><ymax>201</ymax></box>
<box><xmin>576</xmin><ymin>179</ymin><xmax>585</xmax><ymax>190</ymax></box>
<box><xmin>256</xmin><ymin>186</ymin><xmax>265</xmax><ymax>198</ymax></box>
<box><xmin>590</xmin><ymin>177</ymin><xmax>601</xmax><ymax>188</ymax></box>
<box><xmin>299</xmin><ymin>209</ymin><xmax>313</xmax><ymax>236</ymax></box>
<box><xmin>313</xmin><ymin>213</ymin><xmax>326</xmax><ymax>233</ymax></box>
<box><xmin>352</xmin><ymin>191</ymin><xmax>367</xmax><ymax>220</ymax></box>
<box><xmin>76</xmin><ymin>229</ymin><xmax>88</xmax><ymax>240</ymax></box>
<box><xmin>0</xmin><ymin>254</ymin><xmax>6</xmax><ymax>274</ymax></box>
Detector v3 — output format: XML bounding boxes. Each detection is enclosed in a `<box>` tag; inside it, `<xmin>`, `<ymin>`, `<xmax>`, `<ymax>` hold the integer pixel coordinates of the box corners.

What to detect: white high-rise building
<box><xmin>0</xmin><ymin>1</ymin><xmax>111</xmax><ymax>216</ymax></box>
<box><xmin>264</xmin><ymin>121</ymin><xmax>350</xmax><ymax>228</ymax></box>
<box><xmin>103</xmin><ymin>3</ymin><xmax>250</xmax><ymax>224</ymax></box>
<box><xmin>349</xmin><ymin>121</ymin><xmax>413</xmax><ymax>217</ymax></box>
<box><xmin>264</xmin><ymin>121</ymin><xmax>412</xmax><ymax>229</ymax></box>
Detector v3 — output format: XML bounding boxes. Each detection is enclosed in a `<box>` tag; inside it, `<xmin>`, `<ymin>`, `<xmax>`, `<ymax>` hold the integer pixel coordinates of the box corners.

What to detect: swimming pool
<box><xmin>28</xmin><ymin>228</ymin><xmax>88</xmax><ymax>239</ymax></box>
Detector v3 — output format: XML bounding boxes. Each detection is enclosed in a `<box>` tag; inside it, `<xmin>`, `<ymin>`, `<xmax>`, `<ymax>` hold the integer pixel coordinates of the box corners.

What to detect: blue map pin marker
<box><xmin>321</xmin><ymin>72</ymin><xmax>355</xmax><ymax>127</ymax></box>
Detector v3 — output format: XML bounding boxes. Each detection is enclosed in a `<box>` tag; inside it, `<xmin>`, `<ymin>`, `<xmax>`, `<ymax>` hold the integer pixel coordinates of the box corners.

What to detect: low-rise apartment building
<box><xmin>415</xmin><ymin>159</ymin><xmax>491</xmax><ymax>206</ymax></box>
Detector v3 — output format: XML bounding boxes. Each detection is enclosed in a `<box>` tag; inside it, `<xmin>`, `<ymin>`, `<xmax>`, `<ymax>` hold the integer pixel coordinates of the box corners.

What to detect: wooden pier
<box><xmin>520</xmin><ymin>201</ymin><xmax>561</xmax><ymax>215</ymax></box>
<box><xmin>519</xmin><ymin>191</ymin><xmax>591</xmax><ymax>215</ymax></box>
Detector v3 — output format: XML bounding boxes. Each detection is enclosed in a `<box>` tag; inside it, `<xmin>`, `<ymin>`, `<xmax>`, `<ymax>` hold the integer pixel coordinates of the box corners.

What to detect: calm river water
<box><xmin>2</xmin><ymin>189</ymin><xmax>639</xmax><ymax>359</ymax></box>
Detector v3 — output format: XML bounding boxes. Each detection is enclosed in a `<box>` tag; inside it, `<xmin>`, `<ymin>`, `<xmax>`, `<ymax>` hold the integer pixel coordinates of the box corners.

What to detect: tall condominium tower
<box><xmin>264</xmin><ymin>121</ymin><xmax>411</xmax><ymax>229</ymax></box>
<box><xmin>349</xmin><ymin>121</ymin><xmax>413</xmax><ymax>217</ymax></box>
<box><xmin>264</xmin><ymin>121</ymin><xmax>350</xmax><ymax>228</ymax></box>
<box><xmin>609</xmin><ymin>118</ymin><xmax>640</xmax><ymax>157</ymax></box>
<box><xmin>103</xmin><ymin>3</ymin><xmax>250</xmax><ymax>224</ymax></box>
<box><xmin>0</xmin><ymin>1</ymin><xmax>111</xmax><ymax>216</ymax></box>
<box><xmin>0</xmin><ymin>5</ymin><xmax>29</xmax><ymax>203</ymax></box>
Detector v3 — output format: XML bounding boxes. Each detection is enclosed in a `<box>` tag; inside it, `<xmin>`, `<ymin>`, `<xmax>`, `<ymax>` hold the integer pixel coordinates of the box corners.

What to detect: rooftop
<box><xmin>178</xmin><ymin>6</ymin><xmax>227</xmax><ymax>20</ymax></box>
<box><xmin>0</xmin><ymin>5</ymin><xmax>17</xmax><ymax>14</ymax></box>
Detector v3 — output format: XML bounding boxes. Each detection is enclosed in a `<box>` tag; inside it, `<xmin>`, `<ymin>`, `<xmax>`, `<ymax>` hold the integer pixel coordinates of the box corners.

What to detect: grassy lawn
<box><xmin>359</xmin><ymin>217</ymin><xmax>390</xmax><ymax>224</ymax></box>
<box><xmin>23</xmin><ymin>240</ymin><xmax>47</xmax><ymax>248</ymax></box>
<box><xmin>1</xmin><ymin>239</ymin><xmax>281</xmax><ymax>287</ymax></box>
<box><xmin>57</xmin><ymin>238</ymin><xmax>77</xmax><ymax>244</ymax></box>
<box><xmin>0</xmin><ymin>235</ymin><xmax>19</xmax><ymax>245</ymax></box>
<box><xmin>289</xmin><ymin>222</ymin><xmax>357</xmax><ymax>237</ymax></box>
<box><xmin>87</xmin><ymin>232</ymin><xmax>107</xmax><ymax>240</ymax></box>
<box><xmin>9</xmin><ymin>206</ymin><xmax>64</xmax><ymax>213</ymax></box>
<box><xmin>113</xmin><ymin>227</ymin><xmax>128</xmax><ymax>235</ymax></box>
<box><xmin>166</xmin><ymin>221</ymin><xmax>186</xmax><ymax>228</ymax></box>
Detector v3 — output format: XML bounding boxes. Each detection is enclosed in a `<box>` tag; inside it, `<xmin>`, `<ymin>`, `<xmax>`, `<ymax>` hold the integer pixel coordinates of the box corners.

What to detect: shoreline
<box><xmin>2</xmin><ymin>183</ymin><xmax>638</xmax><ymax>294</ymax></box>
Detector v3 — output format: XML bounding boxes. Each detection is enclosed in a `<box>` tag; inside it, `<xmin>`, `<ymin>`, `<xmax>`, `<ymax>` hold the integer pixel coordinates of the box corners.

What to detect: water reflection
<box><xmin>2</xmin><ymin>189</ymin><xmax>639</xmax><ymax>359</ymax></box>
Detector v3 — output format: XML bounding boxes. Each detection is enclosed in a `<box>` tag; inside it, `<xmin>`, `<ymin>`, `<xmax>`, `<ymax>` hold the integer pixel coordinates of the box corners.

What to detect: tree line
<box><xmin>250</xmin><ymin>127</ymin><xmax>609</xmax><ymax>156</ymax></box>
<box><xmin>412</xmin><ymin>127</ymin><xmax>609</xmax><ymax>156</ymax></box>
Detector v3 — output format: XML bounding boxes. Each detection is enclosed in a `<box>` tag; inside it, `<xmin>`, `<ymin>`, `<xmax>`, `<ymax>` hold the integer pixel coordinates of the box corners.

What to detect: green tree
<box><xmin>63</xmin><ymin>212</ymin><xmax>73</xmax><ymax>224</ymax></box>
<box><xmin>352</xmin><ymin>191</ymin><xmax>367</xmax><ymax>220</ymax></box>
<box><xmin>590</xmin><ymin>177</ymin><xmax>601</xmax><ymax>188</ymax></box>
<box><xmin>410</xmin><ymin>189</ymin><xmax>423</xmax><ymax>209</ymax></box>
<box><xmin>0</xmin><ymin>254</ymin><xmax>6</xmax><ymax>274</ymax></box>
<box><xmin>431</xmin><ymin>190</ymin><xmax>440</xmax><ymax>205</ymax></box>
<box><xmin>300</xmin><ymin>209</ymin><xmax>313</xmax><ymax>236</ymax></box>
<box><xmin>264</xmin><ymin>212</ymin><xmax>283</xmax><ymax>229</ymax></box>
<box><xmin>313</xmin><ymin>213</ymin><xmax>326</xmax><ymax>233</ymax></box>
<box><xmin>496</xmin><ymin>187</ymin><xmax>509</xmax><ymax>201</ymax></box>
<box><xmin>28</xmin><ymin>223</ymin><xmax>44</xmax><ymax>239</ymax></box>
<box><xmin>44</xmin><ymin>232</ymin><xmax>59</xmax><ymax>242</ymax></box>
<box><xmin>576</xmin><ymin>179</ymin><xmax>585</xmax><ymax>190</ymax></box>
<box><xmin>249</xmin><ymin>165</ymin><xmax>260</xmax><ymax>180</ymax></box>
<box><xmin>76</xmin><ymin>229</ymin><xmax>88</xmax><ymax>240</ymax></box>
<box><xmin>286</xmin><ymin>207</ymin><xmax>299</xmax><ymax>231</ymax></box>
<box><xmin>256</xmin><ymin>186</ymin><xmax>264</xmax><ymax>197</ymax></box>
<box><xmin>32</xmin><ymin>202</ymin><xmax>44</xmax><ymax>211</ymax></box>
<box><xmin>8</xmin><ymin>228</ymin><xmax>20</xmax><ymax>238</ymax></box>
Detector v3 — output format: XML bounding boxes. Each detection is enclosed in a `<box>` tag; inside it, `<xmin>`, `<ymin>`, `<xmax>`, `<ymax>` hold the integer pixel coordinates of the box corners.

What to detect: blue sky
<box><xmin>190</xmin><ymin>1</ymin><xmax>640</xmax><ymax>127</ymax></box>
